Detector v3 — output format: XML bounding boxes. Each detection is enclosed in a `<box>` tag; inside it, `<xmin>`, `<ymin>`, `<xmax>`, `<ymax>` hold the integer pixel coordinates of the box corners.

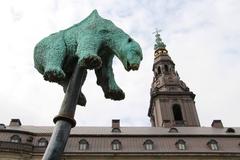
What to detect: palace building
<box><xmin>0</xmin><ymin>33</ymin><xmax>239</xmax><ymax>160</ymax></box>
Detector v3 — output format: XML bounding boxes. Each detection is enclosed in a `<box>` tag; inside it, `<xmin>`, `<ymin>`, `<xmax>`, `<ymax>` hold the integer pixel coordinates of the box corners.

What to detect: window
<box><xmin>143</xmin><ymin>139</ymin><xmax>154</xmax><ymax>150</ymax></box>
<box><xmin>112</xmin><ymin>128</ymin><xmax>121</xmax><ymax>133</ymax></box>
<box><xmin>226</xmin><ymin>128</ymin><xmax>235</xmax><ymax>133</ymax></box>
<box><xmin>207</xmin><ymin>139</ymin><xmax>219</xmax><ymax>151</ymax></box>
<box><xmin>112</xmin><ymin>139</ymin><xmax>121</xmax><ymax>150</ymax></box>
<box><xmin>38</xmin><ymin>138</ymin><xmax>48</xmax><ymax>147</ymax></box>
<box><xmin>10</xmin><ymin>135</ymin><xmax>21</xmax><ymax>143</ymax></box>
<box><xmin>172</xmin><ymin>104</ymin><xmax>183</xmax><ymax>122</ymax></box>
<box><xmin>175</xmin><ymin>139</ymin><xmax>186</xmax><ymax>150</ymax></box>
<box><xmin>0</xmin><ymin>124</ymin><xmax>6</xmax><ymax>129</ymax></box>
<box><xmin>168</xmin><ymin>127</ymin><xmax>178</xmax><ymax>133</ymax></box>
<box><xmin>79</xmin><ymin>139</ymin><xmax>89</xmax><ymax>150</ymax></box>
<box><xmin>164</xmin><ymin>65</ymin><xmax>169</xmax><ymax>72</ymax></box>
<box><xmin>157</xmin><ymin>66</ymin><xmax>161</xmax><ymax>74</ymax></box>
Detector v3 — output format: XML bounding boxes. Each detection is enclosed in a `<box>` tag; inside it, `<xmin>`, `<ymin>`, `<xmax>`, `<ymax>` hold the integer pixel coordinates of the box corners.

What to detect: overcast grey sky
<box><xmin>0</xmin><ymin>0</ymin><xmax>239</xmax><ymax>127</ymax></box>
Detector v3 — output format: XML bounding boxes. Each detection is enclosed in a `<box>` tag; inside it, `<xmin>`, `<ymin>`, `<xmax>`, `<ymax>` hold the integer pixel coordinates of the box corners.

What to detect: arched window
<box><xmin>111</xmin><ymin>139</ymin><xmax>121</xmax><ymax>150</ymax></box>
<box><xmin>143</xmin><ymin>139</ymin><xmax>154</xmax><ymax>150</ymax></box>
<box><xmin>157</xmin><ymin>66</ymin><xmax>161</xmax><ymax>74</ymax></box>
<box><xmin>175</xmin><ymin>139</ymin><xmax>186</xmax><ymax>150</ymax></box>
<box><xmin>79</xmin><ymin>139</ymin><xmax>89</xmax><ymax>150</ymax></box>
<box><xmin>172</xmin><ymin>104</ymin><xmax>183</xmax><ymax>121</ymax></box>
<box><xmin>38</xmin><ymin>138</ymin><xmax>48</xmax><ymax>147</ymax></box>
<box><xmin>164</xmin><ymin>65</ymin><xmax>169</xmax><ymax>72</ymax></box>
<box><xmin>226</xmin><ymin>128</ymin><xmax>235</xmax><ymax>133</ymax></box>
<box><xmin>207</xmin><ymin>139</ymin><xmax>219</xmax><ymax>151</ymax></box>
<box><xmin>10</xmin><ymin>135</ymin><xmax>21</xmax><ymax>143</ymax></box>
<box><xmin>168</xmin><ymin>127</ymin><xmax>178</xmax><ymax>133</ymax></box>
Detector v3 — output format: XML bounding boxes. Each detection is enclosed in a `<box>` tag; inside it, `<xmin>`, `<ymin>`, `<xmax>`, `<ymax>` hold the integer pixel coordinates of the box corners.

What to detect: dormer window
<box><xmin>175</xmin><ymin>139</ymin><xmax>186</xmax><ymax>150</ymax></box>
<box><xmin>112</xmin><ymin>139</ymin><xmax>121</xmax><ymax>150</ymax></box>
<box><xmin>112</xmin><ymin>128</ymin><xmax>121</xmax><ymax>133</ymax></box>
<box><xmin>143</xmin><ymin>139</ymin><xmax>154</xmax><ymax>150</ymax></box>
<box><xmin>10</xmin><ymin>135</ymin><xmax>21</xmax><ymax>143</ymax></box>
<box><xmin>38</xmin><ymin>138</ymin><xmax>48</xmax><ymax>147</ymax></box>
<box><xmin>79</xmin><ymin>139</ymin><xmax>89</xmax><ymax>150</ymax></box>
<box><xmin>207</xmin><ymin>139</ymin><xmax>219</xmax><ymax>151</ymax></box>
<box><xmin>0</xmin><ymin>124</ymin><xmax>6</xmax><ymax>129</ymax></box>
<box><xmin>226</xmin><ymin>128</ymin><xmax>235</xmax><ymax>133</ymax></box>
<box><xmin>168</xmin><ymin>127</ymin><xmax>178</xmax><ymax>133</ymax></box>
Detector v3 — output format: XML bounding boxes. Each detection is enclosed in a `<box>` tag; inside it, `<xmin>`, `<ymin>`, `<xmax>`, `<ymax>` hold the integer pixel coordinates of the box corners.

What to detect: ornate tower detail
<box><xmin>148</xmin><ymin>30</ymin><xmax>200</xmax><ymax>127</ymax></box>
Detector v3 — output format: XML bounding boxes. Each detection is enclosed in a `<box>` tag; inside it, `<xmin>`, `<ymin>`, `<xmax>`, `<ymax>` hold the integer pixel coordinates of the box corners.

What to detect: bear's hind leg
<box><xmin>95</xmin><ymin>54</ymin><xmax>125</xmax><ymax>100</ymax></box>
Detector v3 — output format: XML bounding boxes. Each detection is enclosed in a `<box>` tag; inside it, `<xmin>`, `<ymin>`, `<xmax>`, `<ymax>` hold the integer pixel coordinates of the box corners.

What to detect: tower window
<box><xmin>164</xmin><ymin>65</ymin><xmax>169</xmax><ymax>72</ymax></box>
<box><xmin>10</xmin><ymin>135</ymin><xmax>21</xmax><ymax>143</ymax></box>
<box><xmin>172</xmin><ymin>104</ymin><xmax>183</xmax><ymax>121</ymax></box>
<box><xmin>79</xmin><ymin>139</ymin><xmax>89</xmax><ymax>150</ymax></box>
<box><xmin>207</xmin><ymin>139</ymin><xmax>219</xmax><ymax>151</ymax></box>
<box><xmin>38</xmin><ymin>138</ymin><xmax>48</xmax><ymax>147</ymax></box>
<box><xmin>175</xmin><ymin>139</ymin><xmax>186</xmax><ymax>150</ymax></box>
<box><xmin>143</xmin><ymin>139</ymin><xmax>154</xmax><ymax>150</ymax></box>
<box><xmin>157</xmin><ymin>66</ymin><xmax>161</xmax><ymax>74</ymax></box>
<box><xmin>111</xmin><ymin>139</ymin><xmax>121</xmax><ymax>150</ymax></box>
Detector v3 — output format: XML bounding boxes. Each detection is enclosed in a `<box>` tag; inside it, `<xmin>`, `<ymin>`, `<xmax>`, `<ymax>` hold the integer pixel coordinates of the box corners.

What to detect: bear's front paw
<box><xmin>44</xmin><ymin>68</ymin><xmax>65</xmax><ymax>82</ymax></box>
<box><xmin>105</xmin><ymin>89</ymin><xmax>125</xmax><ymax>100</ymax></box>
<box><xmin>79</xmin><ymin>55</ymin><xmax>102</xmax><ymax>69</ymax></box>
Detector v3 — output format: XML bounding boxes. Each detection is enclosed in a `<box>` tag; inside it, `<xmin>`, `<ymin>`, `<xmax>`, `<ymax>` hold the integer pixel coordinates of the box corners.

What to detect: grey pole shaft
<box><xmin>42</xmin><ymin>64</ymin><xmax>84</xmax><ymax>160</ymax></box>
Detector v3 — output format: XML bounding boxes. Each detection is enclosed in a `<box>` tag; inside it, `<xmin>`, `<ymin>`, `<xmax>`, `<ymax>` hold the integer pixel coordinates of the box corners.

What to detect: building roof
<box><xmin>2</xmin><ymin>126</ymin><xmax>240</xmax><ymax>136</ymax></box>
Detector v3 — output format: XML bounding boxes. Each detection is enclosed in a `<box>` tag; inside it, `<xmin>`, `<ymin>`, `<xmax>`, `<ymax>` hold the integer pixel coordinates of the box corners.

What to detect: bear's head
<box><xmin>107</xmin><ymin>30</ymin><xmax>143</xmax><ymax>71</ymax></box>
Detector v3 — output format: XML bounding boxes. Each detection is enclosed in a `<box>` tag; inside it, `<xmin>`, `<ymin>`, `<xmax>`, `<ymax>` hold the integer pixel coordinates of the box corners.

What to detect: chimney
<box><xmin>211</xmin><ymin>120</ymin><xmax>223</xmax><ymax>128</ymax></box>
<box><xmin>9</xmin><ymin>119</ymin><xmax>22</xmax><ymax>127</ymax></box>
<box><xmin>112</xmin><ymin>119</ymin><xmax>121</xmax><ymax>133</ymax></box>
<box><xmin>162</xmin><ymin>120</ymin><xmax>171</xmax><ymax>128</ymax></box>
<box><xmin>112</xmin><ymin>119</ymin><xmax>120</xmax><ymax>129</ymax></box>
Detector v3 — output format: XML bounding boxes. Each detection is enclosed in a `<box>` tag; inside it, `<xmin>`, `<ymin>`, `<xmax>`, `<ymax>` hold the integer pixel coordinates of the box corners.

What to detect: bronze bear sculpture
<box><xmin>34</xmin><ymin>10</ymin><xmax>143</xmax><ymax>106</ymax></box>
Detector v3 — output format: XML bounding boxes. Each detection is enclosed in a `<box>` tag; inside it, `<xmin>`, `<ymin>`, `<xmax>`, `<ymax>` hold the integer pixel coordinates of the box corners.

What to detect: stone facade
<box><xmin>0</xmin><ymin>34</ymin><xmax>240</xmax><ymax>159</ymax></box>
<box><xmin>0</xmin><ymin>121</ymin><xmax>240</xmax><ymax>159</ymax></box>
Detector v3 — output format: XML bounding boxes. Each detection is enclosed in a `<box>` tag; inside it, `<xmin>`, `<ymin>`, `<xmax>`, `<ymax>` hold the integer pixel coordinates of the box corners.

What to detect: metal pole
<box><xmin>42</xmin><ymin>64</ymin><xmax>85</xmax><ymax>160</ymax></box>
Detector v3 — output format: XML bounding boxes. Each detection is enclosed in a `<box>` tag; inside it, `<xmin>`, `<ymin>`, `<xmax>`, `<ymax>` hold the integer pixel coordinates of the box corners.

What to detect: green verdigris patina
<box><xmin>34</xmin><ymin>10</ymin><xmax>143</xmax><ymax>106</ymax></box>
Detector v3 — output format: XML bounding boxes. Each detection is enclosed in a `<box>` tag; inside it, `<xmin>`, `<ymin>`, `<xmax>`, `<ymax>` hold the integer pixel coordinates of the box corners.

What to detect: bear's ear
<box><xmin>99</xmin><ymin>29</ymin><xmax>110</xmax><ymax>34</ymax></box>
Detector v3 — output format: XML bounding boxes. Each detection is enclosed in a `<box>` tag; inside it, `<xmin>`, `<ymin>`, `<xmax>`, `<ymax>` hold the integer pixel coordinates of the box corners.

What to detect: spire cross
<box><xmin>152</xmin><ymin>28</ymin><xmax>161</xmax><ymax>35</ymax></box>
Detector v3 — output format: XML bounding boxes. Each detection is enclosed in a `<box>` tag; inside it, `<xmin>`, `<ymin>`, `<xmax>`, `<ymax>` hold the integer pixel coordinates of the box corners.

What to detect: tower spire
<box><xmin>153</xmin><ymin>29</ymin><xmax>166</xmax><ymax>50</ymax></box>
<box><xmin>148</xmin><ymin>31</ymin><xmax>200</xmax><ymax>128</ymax></box>
<box><xmin>152</xmin><ymin>29</ymin><xmax>168</xmax><ymax>60</ymax></box>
